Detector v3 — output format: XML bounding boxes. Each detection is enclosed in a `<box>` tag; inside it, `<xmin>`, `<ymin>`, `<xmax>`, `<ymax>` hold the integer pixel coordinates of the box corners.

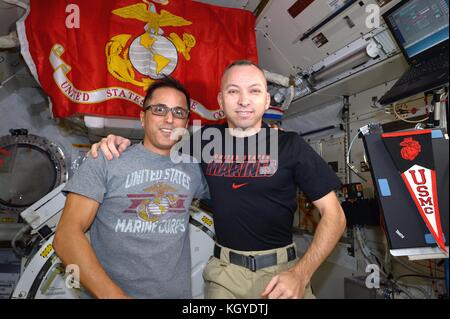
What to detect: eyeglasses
<box><xmin>143</xmin><ymin>104</ymin><xmax>190</xmax><ymax>119</ymax></box>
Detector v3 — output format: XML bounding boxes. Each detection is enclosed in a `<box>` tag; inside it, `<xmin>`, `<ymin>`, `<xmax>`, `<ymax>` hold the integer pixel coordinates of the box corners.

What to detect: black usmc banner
<box><xmin>382</xmin><ymin>130</ymin><xmax>446</xmax><ymax>252</ymax></box>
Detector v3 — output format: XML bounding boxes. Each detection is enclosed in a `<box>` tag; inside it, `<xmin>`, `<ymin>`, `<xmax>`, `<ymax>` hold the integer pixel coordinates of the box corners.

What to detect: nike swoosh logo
<box><xmin>232</xmin><ymin>183</ymin><xmax>249</xmax><ymax>189</ymax></box>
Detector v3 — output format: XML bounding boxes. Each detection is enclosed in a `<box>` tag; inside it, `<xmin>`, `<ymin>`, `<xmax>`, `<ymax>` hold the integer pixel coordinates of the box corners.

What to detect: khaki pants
<box><xmin>203</xmin><ymin>243</ymin><xmax>315</xmax><ymax>299</ymax></box>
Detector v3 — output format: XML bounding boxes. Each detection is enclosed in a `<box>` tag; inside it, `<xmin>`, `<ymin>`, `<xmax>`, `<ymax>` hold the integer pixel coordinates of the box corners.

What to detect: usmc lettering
<box><xmin>408</xmin><ymin>168</ymin><xmax>434</xmax><ymax>214</ymax></box>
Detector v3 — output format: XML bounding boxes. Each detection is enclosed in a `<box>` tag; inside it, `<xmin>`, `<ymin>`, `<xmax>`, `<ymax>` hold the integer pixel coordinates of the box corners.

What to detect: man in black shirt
<box><xmin>90</xmin><ymin>61</ymin><xmax>346</xmax><ymax>299</ymax></box>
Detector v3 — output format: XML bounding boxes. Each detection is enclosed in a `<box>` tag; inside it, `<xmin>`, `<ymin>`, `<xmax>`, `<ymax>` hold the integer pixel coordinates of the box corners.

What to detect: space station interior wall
<box><xmin>0</xmin><ymin>66</ymin><xmax>91</xmax><ymax>179</ymax></box>
<box><xmin>286</xmin><ymin>77</ymin><xmax>446</xmax><ymax>298</ymax></box>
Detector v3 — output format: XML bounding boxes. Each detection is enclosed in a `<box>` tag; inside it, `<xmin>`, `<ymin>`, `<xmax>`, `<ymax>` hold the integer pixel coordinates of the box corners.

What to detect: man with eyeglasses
<box><xmin>89</xmin><ymin>60</ymin><xmax>346</xmax><ymax>299</ymax></box>
<box><xmin>53</xmin><ymin>77</ymin><xmax>209</xmax><ymax>299</ymax></box>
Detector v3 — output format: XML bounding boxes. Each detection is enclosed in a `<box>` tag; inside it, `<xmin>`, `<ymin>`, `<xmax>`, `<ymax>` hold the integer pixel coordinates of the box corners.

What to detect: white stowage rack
<box><xmin>84</xmin><ymin>115</ymin><xmax>144</xmax><ymax>142</ymax></box>
<box><xmin>20</xmin><ymin>183</ymin><xmax>67</xmax><ymax>232</ymax></box>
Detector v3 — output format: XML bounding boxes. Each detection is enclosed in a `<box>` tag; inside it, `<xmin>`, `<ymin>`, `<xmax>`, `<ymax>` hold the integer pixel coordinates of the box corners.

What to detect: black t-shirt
<box><xmin>186</xmin><ymin>123</ymin><xmax>341</xmax><ymax>251</ymax></box>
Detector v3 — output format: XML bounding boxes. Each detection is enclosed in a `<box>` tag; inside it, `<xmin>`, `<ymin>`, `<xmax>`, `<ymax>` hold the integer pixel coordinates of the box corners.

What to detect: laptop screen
<box><xmin>385</xmin><ymin>0</ymin><xmax>449</xmax><ymax>59</ymax></box>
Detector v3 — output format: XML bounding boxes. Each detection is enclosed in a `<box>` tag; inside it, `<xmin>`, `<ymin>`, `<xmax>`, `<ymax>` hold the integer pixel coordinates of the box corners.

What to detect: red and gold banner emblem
<box><xmin>17</xmin><ymin>0</ymin><xmax>258</xmax><ymax>124</ymax></box>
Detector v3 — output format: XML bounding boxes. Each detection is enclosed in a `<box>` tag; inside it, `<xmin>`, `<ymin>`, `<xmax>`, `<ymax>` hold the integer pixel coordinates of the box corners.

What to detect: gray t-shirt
<box><xmin>63</xmin><ymin>143</ymin><xmax>209</xmax><ymax>299</ymax></box>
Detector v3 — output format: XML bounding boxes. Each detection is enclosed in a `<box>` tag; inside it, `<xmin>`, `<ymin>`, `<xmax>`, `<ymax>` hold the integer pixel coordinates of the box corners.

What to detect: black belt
<box><xmin>213</xmin><ymin>244</ymin><xmax>297</xmax><ymax>272</ymax></box>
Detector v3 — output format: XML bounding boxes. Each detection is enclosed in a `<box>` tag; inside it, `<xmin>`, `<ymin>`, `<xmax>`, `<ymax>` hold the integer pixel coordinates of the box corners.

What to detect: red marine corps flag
<box><xmin>16</xmin><ymin>0</ymin><xmax>257</xmax><ymax>124</ymax></box>
<box><xmin>382</xmin><ymin>130</ymin><xmax>447</xmax><ymax>253</ymax></box>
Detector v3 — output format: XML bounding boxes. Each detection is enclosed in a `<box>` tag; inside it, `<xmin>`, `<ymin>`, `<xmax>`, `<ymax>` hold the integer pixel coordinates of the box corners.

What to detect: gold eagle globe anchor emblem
<box><xmin>105</xmin><ymin>0</ymin><xmax>196</xmax><ymax>91</ymax></box>
<box><xmin>136</xmin><ymin>183</ymin><xmax>179</xmax><ymax>222</ymax></box>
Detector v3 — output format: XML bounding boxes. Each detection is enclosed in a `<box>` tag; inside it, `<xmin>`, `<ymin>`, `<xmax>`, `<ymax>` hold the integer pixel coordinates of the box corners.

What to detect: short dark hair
<box><xmin>143</xmin><ymin>76</ymin><xmax>191</xmax><ymax>110</ymax></box>
<box><xmin>221</xmin><ymin>60</ymin><xmax>267</xmax><ymax>89</ymax></box>
<box><xmin>223</xmin><ymin>60</ymin><xmax>265</xmax><ymax>75</ymax></box>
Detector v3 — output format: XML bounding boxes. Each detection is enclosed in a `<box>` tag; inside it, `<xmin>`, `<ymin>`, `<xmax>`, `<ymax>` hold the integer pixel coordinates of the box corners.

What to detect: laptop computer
<box><xmin>379</xmin><ymin>0</ymin><xmax>449</xmax><ymax>105</ymax></box>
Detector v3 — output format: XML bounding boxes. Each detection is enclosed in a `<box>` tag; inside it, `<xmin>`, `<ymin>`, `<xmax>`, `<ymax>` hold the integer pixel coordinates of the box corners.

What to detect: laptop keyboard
<box><xmin>397</xmin><ymin>54</ymin><xmax>449</xmax><ymax>85</ymax></box>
